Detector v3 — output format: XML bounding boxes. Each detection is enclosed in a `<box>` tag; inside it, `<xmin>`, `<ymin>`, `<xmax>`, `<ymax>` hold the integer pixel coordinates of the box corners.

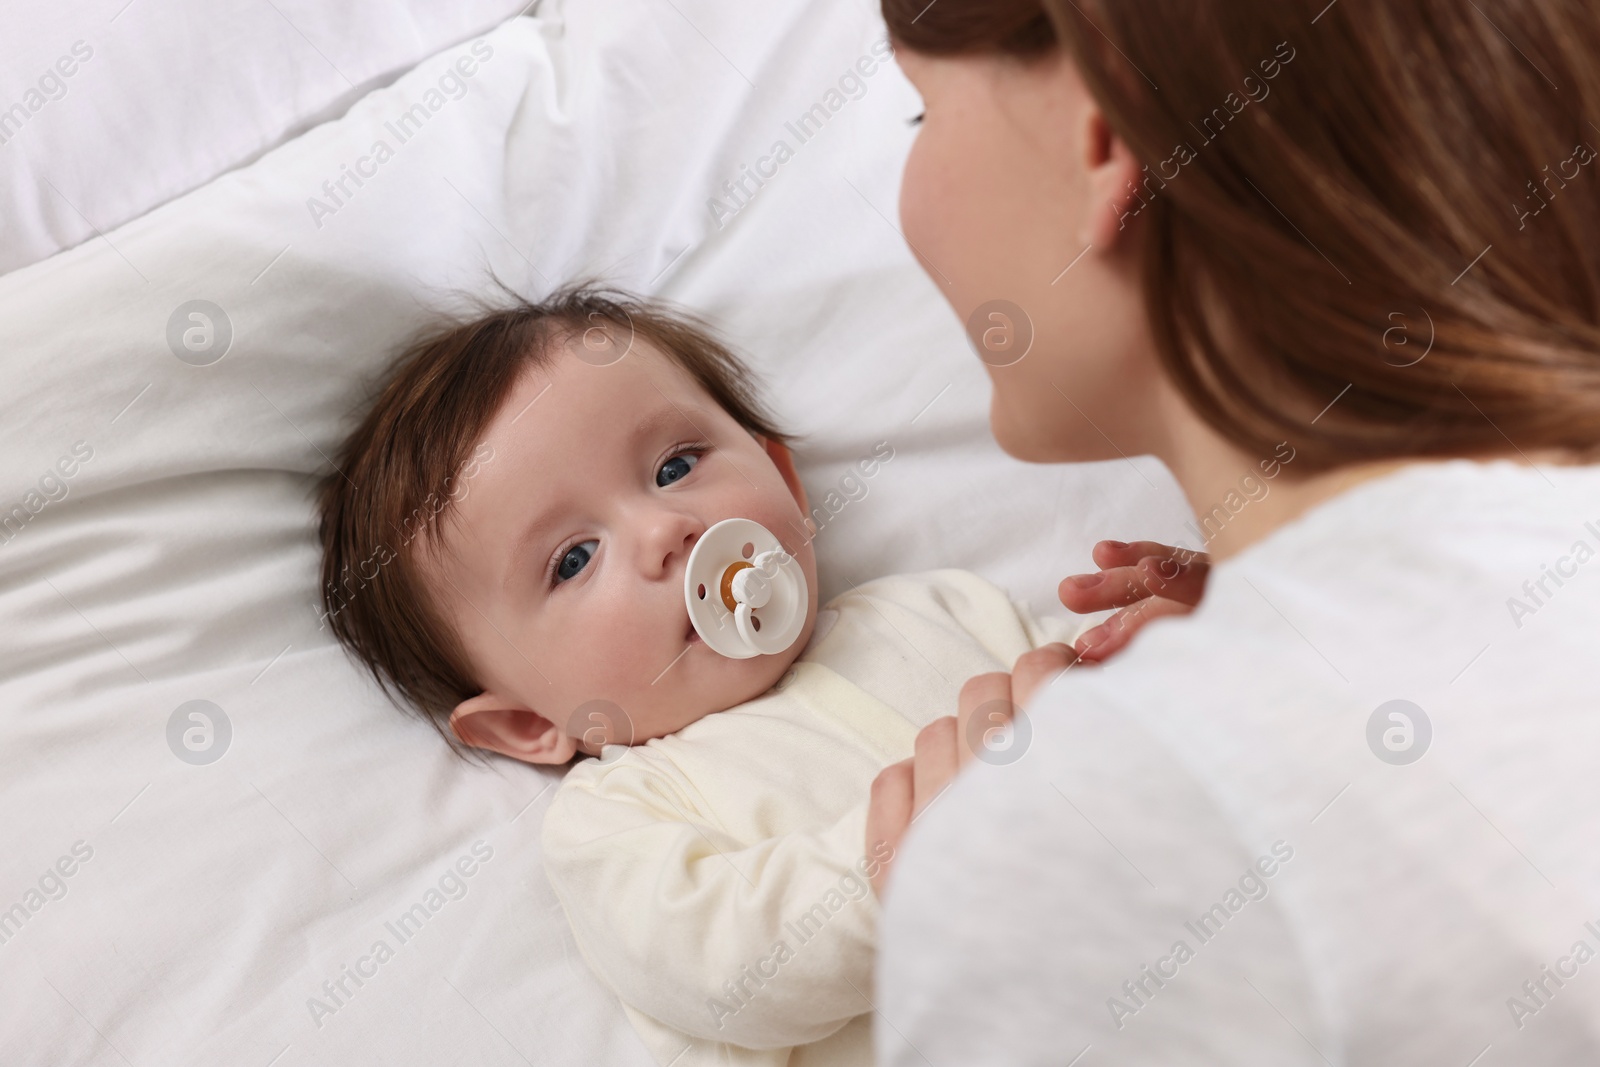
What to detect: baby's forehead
<box><xmin>456</xmin><ymin>337</ymin><xmax>733</xmax><ymax>540</ymax></box>
<box><xmin>485</xmin><ymin>335</ymin><xmax>718</xmax><ymax>441</ymax></box>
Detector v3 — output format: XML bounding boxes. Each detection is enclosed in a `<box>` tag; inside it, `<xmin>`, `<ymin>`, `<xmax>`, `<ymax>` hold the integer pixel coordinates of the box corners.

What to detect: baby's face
<box><xmin>424</xmin><ymin>336</ymin><xmax>818</xmax><ymax>759</ymax></box>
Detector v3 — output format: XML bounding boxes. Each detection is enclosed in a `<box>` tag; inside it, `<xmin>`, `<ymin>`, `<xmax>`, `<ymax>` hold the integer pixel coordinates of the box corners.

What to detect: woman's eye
<box><xmin>656</xmin><ymin>452</ymin><xmax>699</xmax><ymax>487</ymax></box>
<box><xmin>555</xmin><ymin>539</ymin><xmax>598</xmax><ymax>582</ymax></box>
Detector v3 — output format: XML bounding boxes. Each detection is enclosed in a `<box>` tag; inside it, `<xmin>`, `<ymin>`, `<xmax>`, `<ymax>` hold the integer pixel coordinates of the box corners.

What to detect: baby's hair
<box><xmin>316</xmin><ymin>283</ymin><xmax>791</xmax><ymax>752</ymax></box>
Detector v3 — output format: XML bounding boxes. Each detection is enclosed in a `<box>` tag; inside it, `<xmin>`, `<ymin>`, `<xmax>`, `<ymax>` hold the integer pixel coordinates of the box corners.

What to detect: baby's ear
<box><xmin>449</xmin><ymin>692</ymin><xmax>578</xmax><ymax>765</ymax></box>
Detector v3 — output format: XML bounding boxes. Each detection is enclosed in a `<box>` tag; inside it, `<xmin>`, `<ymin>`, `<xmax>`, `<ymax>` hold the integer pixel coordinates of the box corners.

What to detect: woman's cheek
<box><xmin>900</xmin><ymin>132</ymin><xmax>1000</xmax><ymax>335</ymax></box>
<box><xmin>898</xmin><ymin>140</ymin><xmax>945</xmax><ymax>279</ymax></box>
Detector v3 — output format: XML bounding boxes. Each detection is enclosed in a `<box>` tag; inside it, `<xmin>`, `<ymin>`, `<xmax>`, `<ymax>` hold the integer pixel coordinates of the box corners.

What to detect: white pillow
<box><xmin>0</xmin><ymin>0</ymin><xmax>535</xmax><ymax>276</ymax></box>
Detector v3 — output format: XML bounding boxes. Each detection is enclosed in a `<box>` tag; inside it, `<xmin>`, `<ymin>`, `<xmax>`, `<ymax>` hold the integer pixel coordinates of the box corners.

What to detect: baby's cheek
<box><xmin>558</xmin><ymin>649</ymin><xmax>654</xmax><ymax>745</ymax></box>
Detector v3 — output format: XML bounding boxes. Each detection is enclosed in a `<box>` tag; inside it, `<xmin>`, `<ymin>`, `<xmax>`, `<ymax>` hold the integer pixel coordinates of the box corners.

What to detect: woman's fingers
<box><xmin>956</xmin><ymin>671</ymin><xmax>1014</xmax><ymax>768</ymax></box>
<box><xmin>911</xmin><ymin>716</ymin><xmax>959</xmax><ymax>817</ymax></box>
<box><xmin>1059</xmin><ymin>541</ymin><xmax>1212</xmax><ymax>613</ymax></box>
<box><xmin>1134</xmin><ymin>553</ymin><xmax>1209</xmax><ymax>606</ymax></box>
<box><xmin>867</xmin><ymin>716</ymin><xmax>966</xmax><ymax>896</ymax></box>
<box><xmin>867</xmin><ymin>650</ymin><xmax>1073</xmax><ymax>895</ymax></box>
<box><xmin>1011</xmin><ymin>642</ymin><xmax>1077</xmax><ymax>707</ymax></box>
<box><xmin>866</xmin><ymin>758</ymin><xmax>914</xmax><ymax>895</ymax></box>
<box><xmin>1059</xmin><ymin>564</ymin><xmax>1163</xmax><ymax>612</ymax></box>
<box><xmin>1073</xmin><ymin>595</ymin><xmax>1196</xmax><ymax>662</ymax></box>
<box><xmin>1091</xmin><ymin>539</ymin><xmax>1210</xmax><ymax>573</ymax></box>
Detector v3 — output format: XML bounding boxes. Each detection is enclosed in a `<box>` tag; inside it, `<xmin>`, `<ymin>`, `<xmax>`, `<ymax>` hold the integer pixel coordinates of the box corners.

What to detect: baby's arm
<box><xmin>542</xmin><ymin>764</ymin><xmax>884</xmax><ymax>1050</ymax></box>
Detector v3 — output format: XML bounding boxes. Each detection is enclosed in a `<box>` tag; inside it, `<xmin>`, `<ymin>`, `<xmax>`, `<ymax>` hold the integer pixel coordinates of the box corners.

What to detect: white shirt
<box><xmin>876</xmin><ymin>459</ymin><xmax>1600</xmax><ymax>1066</ymax></box>
<box><xmin>541</xmin><ymin>570</ymin><xmax>1077</xmax><ymax>1067</ymax></box>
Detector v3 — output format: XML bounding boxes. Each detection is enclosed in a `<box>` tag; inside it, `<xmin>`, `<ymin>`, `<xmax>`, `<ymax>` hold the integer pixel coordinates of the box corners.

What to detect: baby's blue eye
<box><xmin>657</xmin><ymin>453</ymin><xmax>699</xmax><ymax>487</ymax></box>
<box><xmin>555</xmin><ymin>540</ymin><xmax>598</xmax><ymax>582</ymax></box>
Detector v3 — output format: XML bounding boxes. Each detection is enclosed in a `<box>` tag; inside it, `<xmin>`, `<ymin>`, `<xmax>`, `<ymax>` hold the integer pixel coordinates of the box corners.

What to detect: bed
<box><xmin>0</xmin><ymin>1</ymin><xmax>1192</xmax><ymax>1062</ymax></box>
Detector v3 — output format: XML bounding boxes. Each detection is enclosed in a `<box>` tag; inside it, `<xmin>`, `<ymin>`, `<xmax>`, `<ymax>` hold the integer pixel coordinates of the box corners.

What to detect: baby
<box><xmin>317</xmin><ymin>285</ymin><xmax>1082</xmax><ymax>1066</ymax></box>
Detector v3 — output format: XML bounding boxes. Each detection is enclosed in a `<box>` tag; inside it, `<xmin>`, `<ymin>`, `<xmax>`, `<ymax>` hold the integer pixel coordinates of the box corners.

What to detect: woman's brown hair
<box><xmin>317</xmin><ymin>284</ymin><xmax>790</xmax><ymax>749</ymax></box>
<box><xmin>884</xmin><ymin>0</ymin><xmax>1600</xmax><ymax>470</ymax></box>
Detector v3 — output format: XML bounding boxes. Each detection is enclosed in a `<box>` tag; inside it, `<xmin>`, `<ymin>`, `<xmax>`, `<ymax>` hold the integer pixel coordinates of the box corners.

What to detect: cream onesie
<box><xmin>541</xmin><ymin>569</ymin><xmax>1079</xmax><ymax>1067</ymax></box>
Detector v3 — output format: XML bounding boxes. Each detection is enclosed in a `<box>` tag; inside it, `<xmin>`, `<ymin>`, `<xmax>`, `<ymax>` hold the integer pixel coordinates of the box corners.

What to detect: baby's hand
<box><xmin>1058</xmin><ymin>540</ymin><xmax>1210</xmax><ymax>662</ymax></box>
<box><xmin>865</xmin><ymin>643</ymin><xmax>1076</xmax><ymax>896</ymax></box>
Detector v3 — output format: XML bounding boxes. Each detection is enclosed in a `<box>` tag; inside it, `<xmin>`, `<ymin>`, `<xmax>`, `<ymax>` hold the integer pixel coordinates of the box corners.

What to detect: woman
<box><xmin>864</xmin><ymin>0</ymin><xmax>1600</xmax><ymax>1063</ymax></box>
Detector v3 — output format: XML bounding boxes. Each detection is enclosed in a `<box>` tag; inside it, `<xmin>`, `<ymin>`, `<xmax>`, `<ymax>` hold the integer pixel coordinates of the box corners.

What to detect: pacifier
<box><xmin>685</xmin><ymin>518</ymin><xmax>809</xmax><ymax>659</ymax></box>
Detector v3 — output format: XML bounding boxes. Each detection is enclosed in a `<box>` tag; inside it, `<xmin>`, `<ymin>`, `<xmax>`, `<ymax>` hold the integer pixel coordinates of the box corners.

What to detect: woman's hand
<box><xmin>865</xmin><ymin>643</ymin><xmax>1076</xmax><ymax>895</ymax></box>
<box><xmin>1058</xmin><ymin>540</ymin><xmax>1210</xmax><ymax>662</ymax></box>
<box><xmin>864</xmin><ymin>540</ymin><xmax>1207</xmax><ymax>894</ymax></box>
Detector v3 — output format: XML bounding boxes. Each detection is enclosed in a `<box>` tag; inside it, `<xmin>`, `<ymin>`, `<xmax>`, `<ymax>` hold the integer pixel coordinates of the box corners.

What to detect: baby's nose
<box><xmin>643</xmin><ymin>511</ymin><xmax>704</xmax><ymax>575</ymax></box>
<box><xmin>671</xmin><ymin>528</ymin><xmax>698</xmax><ymax>565</ymax></box>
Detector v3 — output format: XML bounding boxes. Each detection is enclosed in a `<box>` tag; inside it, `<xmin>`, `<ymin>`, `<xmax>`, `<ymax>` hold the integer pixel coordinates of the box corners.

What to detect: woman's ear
<box><xmin>449</xmin><ymin>691</ymin><xmax>578</xmax><ymax>765</ymax></box>
<box><xmin>1078</xmin><ymin>103</ymin><xmax>1146</xmax><ymax>249</ymax></box>
<box><xmin>759</xmin><ymin>436</ymin><xmax>809</xmax><ymax>515</ymax></box>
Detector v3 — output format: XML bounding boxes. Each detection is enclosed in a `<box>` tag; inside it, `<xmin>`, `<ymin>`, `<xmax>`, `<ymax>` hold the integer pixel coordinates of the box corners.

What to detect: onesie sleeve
<box><xmin>541</xmin><ymin>757</ymin><xmax>885</xmax><ymax>1050</ymax></box>
<box><xmin>879</xmin><ymin>568</ymin><xmax>1089</xmax><ymax>660</ymax></box>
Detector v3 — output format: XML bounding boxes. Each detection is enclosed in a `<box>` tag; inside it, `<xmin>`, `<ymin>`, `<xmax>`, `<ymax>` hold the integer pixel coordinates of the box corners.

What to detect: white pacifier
<box><xmin>685</xmin><ymin>518</ymin><xmax>809</xmax><ymax>659</ymax></box>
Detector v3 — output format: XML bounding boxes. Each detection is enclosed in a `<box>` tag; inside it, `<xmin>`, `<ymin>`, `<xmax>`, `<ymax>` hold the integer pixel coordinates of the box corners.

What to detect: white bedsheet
<box><xmin>0</xmin><ymin>2</ymin><xmax>1191</xmax><ymax>1064</ymax></box>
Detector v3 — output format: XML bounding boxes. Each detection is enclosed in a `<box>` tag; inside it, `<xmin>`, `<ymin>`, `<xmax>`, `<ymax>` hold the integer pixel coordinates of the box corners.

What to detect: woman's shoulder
<box><xmin>1227</xmin><ymin>457</ymin><xmax>1600</xmax><ymax>577</ymax></box>
<box><xmin>1188</xmin><ymin>458</ymin><xmax>1600</xmax><ymax>657</ymax></box>
<box><xmin>980</xmin><ymin>457</ymin><xmax>1600</xmax><ymax>861</ymax></box>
